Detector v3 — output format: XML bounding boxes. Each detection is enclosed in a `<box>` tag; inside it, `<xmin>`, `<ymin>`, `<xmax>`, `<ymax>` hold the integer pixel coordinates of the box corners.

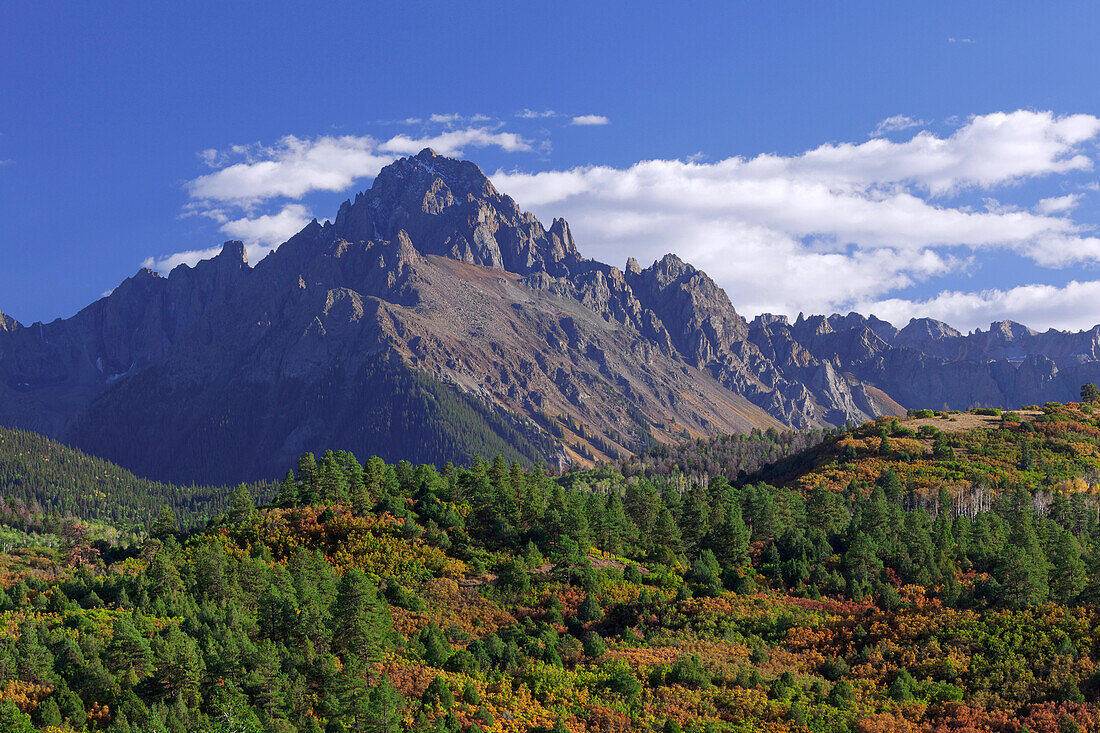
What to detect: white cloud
<box><xmin>1035</xmin><ymin>193</ymin><xmax>1082</xmax><ymax>215</ymax></box>
<box><xmin>571</xmin><ymin>114</ymin><xmax>610</xmax><ymax>126</ymax></box>
<box><xmin>187</xmin><ymin>128</ymin><xmax>532</xmax><ymax>208</ymax></box>
<box><xmin>492</xmin><ymin>110</ymin><xmax>1100</xmax><ymax>321</ymax></box>
<box><xmin>220</xmin><ymin>204</ymin><xmax>314</xmax><ymax>246</ymax></box>
<box><xmin>857</xmin><ymin>280</ymin><xmax>1100</xmax><ymax>333</ymax></box>
<box><xmin>188</xmin><ymin>135</ymin><xmax>390</xmax><ymax>204</ymax></box>
<box><xmin>517</xmin><ymin>109</ymin><xmax>558</xmax><ymax>119</ymax></box>
<box><xmin>429</xmin><ymin>113</ymin><xmax>491</xmax><ymax>125</ymax></box>
<box><xmin>141</xmin><ymin>241</ymin><xmax>277</xmax><ymax>274</ymax></box>
<box><xmin>142</xmin><ymin>246</ymin><xmax>220</xmax><ymax>273</ymax></box>
<box><xmin>872</xmin><ymin>115</ymin><xmax>926</xmax><ymax>136</ymax></box>
<box><xmin>378</xmin><ymin>127</ymin><xmax>531</xmax><ymax>156</ymax></box>
<box><xmin>949</xmin><ymin>37</ymin><xmax>976</xmax><ymax>44</ymax></box>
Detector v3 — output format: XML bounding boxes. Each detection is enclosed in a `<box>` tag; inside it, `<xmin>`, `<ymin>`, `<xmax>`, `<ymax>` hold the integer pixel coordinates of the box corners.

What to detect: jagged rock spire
<box><xmin>332</xmin><ymin>151</ymin><xmax>582</xmax><ymax>276</ymax></box>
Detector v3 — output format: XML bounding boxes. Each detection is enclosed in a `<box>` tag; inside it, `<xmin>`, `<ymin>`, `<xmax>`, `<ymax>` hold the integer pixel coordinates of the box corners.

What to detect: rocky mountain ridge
<box><xmin>3</xmin><ymin>148</ymin><xmax>1100</xmax><ymax>483</ymax></box>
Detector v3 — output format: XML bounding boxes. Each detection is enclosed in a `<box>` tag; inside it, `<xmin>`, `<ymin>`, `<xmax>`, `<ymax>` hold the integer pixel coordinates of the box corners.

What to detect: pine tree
<box><xmin>0</xmin><ymin>698</ymin><xmax>34</xmax><ymax>733</ymax></box>
<box><xmin>876</xmin><ymin>469</ymin><xmax>902</xmax><ymax>505</ymax></box>
<box><xmin>519</xmin><ymin>471</ymin><xmax>549</xmax><ymax>532</ymax></box>
<box><xmin>277</xmin><ymin>470</ymin><xmax>299</xmax><ymax>508</ymax></box>
<box><xmin>151</xmin><ymin>506</ymin><xmax>177</xmax><ymax>540</ymax></box>
<box><xmin>807</xmin><ymin>484</ymin><xmax>847</xmax><ymax>536</ymax></box>
<box><xmin>496</xmin><ymin>557</ymin><xmax>531</xmax><ymax>596</ymax></box>
<box><xmin>858</xmin><ymin>487</ymin><xmax>889</xmax><ymax>544</ymax></box>
<box><xmin>1081</xmin><ymin>382</ymin><xmax>1100</xmax><ymax>402</ymax></box>
<box><xmin>651</xmin><ymin>506</ymin><xmax>683</xmax><ymax>563</ymax></box>
<box><xmin>332</xmin><ymin>569</ymin><xmax>391</xmax><ymax>663</ymax></box>
<box><xmin>317</xmin><ymin>450</ymin><xmax>349</xmax><ymax>503</ymax></box>
<box><xmin>603</xmin><ymin>492</ymin><xmax>628</xmax><ymax>555</ymax></box>
<box><xmin>578</xmin><ymin>591</ymin><xmax>603</xmax><ymax>622</ymax></box>
<box><xmin>709</xmin><ymin>501</ymin><xmax>750</xmax><ymax>567</ymax></box>
<box><xmin>1049</xmin><ymin>528</ymin><xmax>1087</xmax><ymax>604</ymax></box>
<box><xmin>680</xmin><ymin>486</ymin><xmax>710</xmax><ymax>558</ymax></box>
<box><xmin>365</xmin><ymin>677</ymin><xmax>405</xmax><ymax>733</ymax></box>
<box><xmin>153</xmin><ymin>625</ymin><xmax>204</xmax><ymax>704</ymax></box>
<box><xmin>295</xmin><ymin>453</ymin><xmax>319</xmax><ymax>504</ymax></box>
<box><xmin>689</xmin><ymin>549</ymin><xmax>723</xmax><ymax>596</ymax></box>
<box><xmin>107</xmin><ymin>615</ymin><xmax>154</xmax><ymax>681</ymax></box>
<box><xmin>993</xmin><ymin>487</ymin><xmax>1050</xmax><ymax>607</ymax></box>
<box><xmin>995</xmin><ymin>545</ymin><xmax>1049</xmax><ymax>608</ymax></box>
<box><xmin>35</xmin><ymin>697</ymin><xmax>62</xmax><ymax>728</ymax></box>
<box><xmin>843</xmin><ymin>531</ymin><xmax>882</xmax><ymax>593</ymax></box>
<box><xmin>228</xmin><ymin>484</ymin><xmax>255</xmax><ymax>522</ymax></box>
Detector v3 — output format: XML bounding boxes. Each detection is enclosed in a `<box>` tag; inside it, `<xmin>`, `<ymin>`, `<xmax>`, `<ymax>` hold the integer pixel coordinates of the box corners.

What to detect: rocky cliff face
<box><xmin>4</xmin><ymin>149</ymin><xmax>1100</xmax><ymax>483</ymax></box>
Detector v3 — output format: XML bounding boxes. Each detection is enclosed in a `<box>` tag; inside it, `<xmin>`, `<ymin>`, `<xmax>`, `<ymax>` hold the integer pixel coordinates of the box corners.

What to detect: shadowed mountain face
<box><xmin>3</xmin><ymin>148</ymin><xmax>1100</xmax><ymax>483</ymax></box>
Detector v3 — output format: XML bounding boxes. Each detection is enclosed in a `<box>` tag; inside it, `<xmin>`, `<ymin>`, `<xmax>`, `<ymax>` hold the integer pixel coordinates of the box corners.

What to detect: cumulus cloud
<box><xmin>188</xmin><ymin>129</ymin><xmax>531</xmax><ymax>208</ymax></box>
<box><xmin>492</xmin><ymin>110</ymin><xmax>1100</xmax><ymax>321</ymax></box>
<box><xmin>571</xmin><ymin>114</ymin><xmax>610</xmax><ymax>126</ymax></box>
<box><xmin>188</xmin><ymin>135</ymin><xmax>390</xmax><ymax>204</ymax></box>
<box><xmin>1035</xmin><ymin>193</ymin><xmax>1082</xmax><ymax>215</ymax></box>
<box><xmin>219</xmin><ymin>204</ymin><xmax>314</xmax><ymax>246</ymax></box>
<box><xmin>857</xmin><ymin>280</ymin><xmax>1100</xmax><ymax>333</ymax></box>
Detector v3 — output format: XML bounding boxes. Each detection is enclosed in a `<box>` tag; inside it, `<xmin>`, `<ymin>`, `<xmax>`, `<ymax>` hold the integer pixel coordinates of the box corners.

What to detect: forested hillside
<box><xmin>617</xmin><ymin>426</ymin><xmax>836</xmax><ymax>484</ymax></box>
<box><xmin>4</xmin><ymin>402</ymin><xmax>1100</xmax><ymax>731</ymax></box>
<box><xmin>0</xmin><ymin>427</ymin><xmax>273</xmax><ymax>526</ymax></box>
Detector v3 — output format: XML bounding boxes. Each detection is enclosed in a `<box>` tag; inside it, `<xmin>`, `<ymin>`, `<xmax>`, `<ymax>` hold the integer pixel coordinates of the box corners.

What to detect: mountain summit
<box><xmin>3</xmin><ymin>152</ymin><xmax>1100</xmax><ymax>483</ymax></box>
<box><xmin>333</xmin><ymin>148</ymin><xmax>581</xmax><ymax>276</ymax></box>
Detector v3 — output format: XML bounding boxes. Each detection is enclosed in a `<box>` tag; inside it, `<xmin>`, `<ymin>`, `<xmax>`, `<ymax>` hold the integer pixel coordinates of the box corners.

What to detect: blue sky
<box><xmin>3</xmin><ymin>1</ymin><xmax>1100</xmax><ymax>332</ymax></box>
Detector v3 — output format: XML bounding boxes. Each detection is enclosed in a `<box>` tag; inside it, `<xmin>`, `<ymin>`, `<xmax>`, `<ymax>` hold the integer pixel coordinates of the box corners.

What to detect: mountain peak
<box><xmin>216</xmin><ymin>240</ymin><xmax>248</xmax><ymax>264</ymax></box>
<box><xmin>986</xmin><ymin>320</ymin><xmax>1036</xmax><ymax>340</ymax></box>
<box><xmin>331</xmin><ymin>152</ymin><xmax>581</xmax><ymax>277</ymax></box>
<box><xmin>897</xmin><ymin>317</ymin><xmax>962</xmax><ymax>345</ymax></box>
<box><xmin>0</xmin><ymin>310</ymin><xmax>19</xmax><ymax>332</ymax></box>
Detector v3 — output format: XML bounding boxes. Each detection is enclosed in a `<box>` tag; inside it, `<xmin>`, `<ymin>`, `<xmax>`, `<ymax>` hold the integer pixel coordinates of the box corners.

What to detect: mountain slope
<box><xmin>0</xmin><ymin>425</ymin><xmax>270</xmax><ymax>525</ymax></box>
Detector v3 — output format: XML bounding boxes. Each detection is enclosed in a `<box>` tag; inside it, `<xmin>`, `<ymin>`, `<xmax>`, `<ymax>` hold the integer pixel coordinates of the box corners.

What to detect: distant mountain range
<box><xmin>3</xmin><ymin>148</ymin><xmax>1100</xmax><ymax>484</ymax></box>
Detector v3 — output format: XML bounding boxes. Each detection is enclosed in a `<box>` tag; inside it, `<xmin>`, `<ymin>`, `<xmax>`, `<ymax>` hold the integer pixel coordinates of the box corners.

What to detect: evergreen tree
<box><xmin>107</xmin><ymin>614</ymin><xmax>154</xmax><ymax>681</ymax></box>
<box><xmin>151</xmin><ymin>506</ymin><xmax>177</xmax><ymax>540</ymax></box>
<box><xmin>709</xmin><ymin>501</ymin><xmax>750</xmax><ymax>567</ymax></box>
<box><xmin>994</xmin><ymin>545</ymin><xmax>1049</xmax><ymax>608</ymax></box>
<box><xmin>0</xmin><ymin>698</ymin><xmax>34</xmax><ymax>733</ymax></box>
<box><xmin>1081</xmin><ymin>382</ymin><xmax>1100</xmax><ymax>403</ymax></box>
<box><xmin>876</xmin><ymin>469</ymin><xmax>902</xmax><ymax>506</ymax></box>
<box><xmin>277</xmin><ymin>470</ymin><xmax>299</xmax><ymax>508</ymax></box>
<box><xmin>651</xmin><ymin>506</ymin><xmax>683</xmax><ymax>563</ymax></box>
<box><xmin>332</xmin><ymin>569</ymin><xmax>391</xmax><ymax>663</ymax></box>
<box><xmin>578</xmin><ymin>591</ymin><xmax>603</xmax><ymax>623</ymax></box>
<box><xmin>228</xmin><ymin>484</ymin><xmax>255</xmax><ymax>522</ymax></box>
<box><xmin>603</xmin><ymin>492</ymin><xmax>628</xmax><ymax>555</ymax></box>
<box><xmin>807</xmin><ymin>484</ymin><xmax>847</xmax><ymax>536</ymax></box>
<box><xmin>689</xmin><ymin>549</ymin><xmax>723</xmax><ymax>596</ymax></box>
<box><xmin>1049</xmin><ymin>528</ymin><xmax>1086</xmax><ymax>604</ymax></box>
<box><xmin>680</xmin><ymin>486</ymin><xmax>710</xmax><ymax>557</ymax></box>
<box><xmin>153</xmin><ymin>624</ymin><xmax>204</xmax><ymax>705</ymax></box>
